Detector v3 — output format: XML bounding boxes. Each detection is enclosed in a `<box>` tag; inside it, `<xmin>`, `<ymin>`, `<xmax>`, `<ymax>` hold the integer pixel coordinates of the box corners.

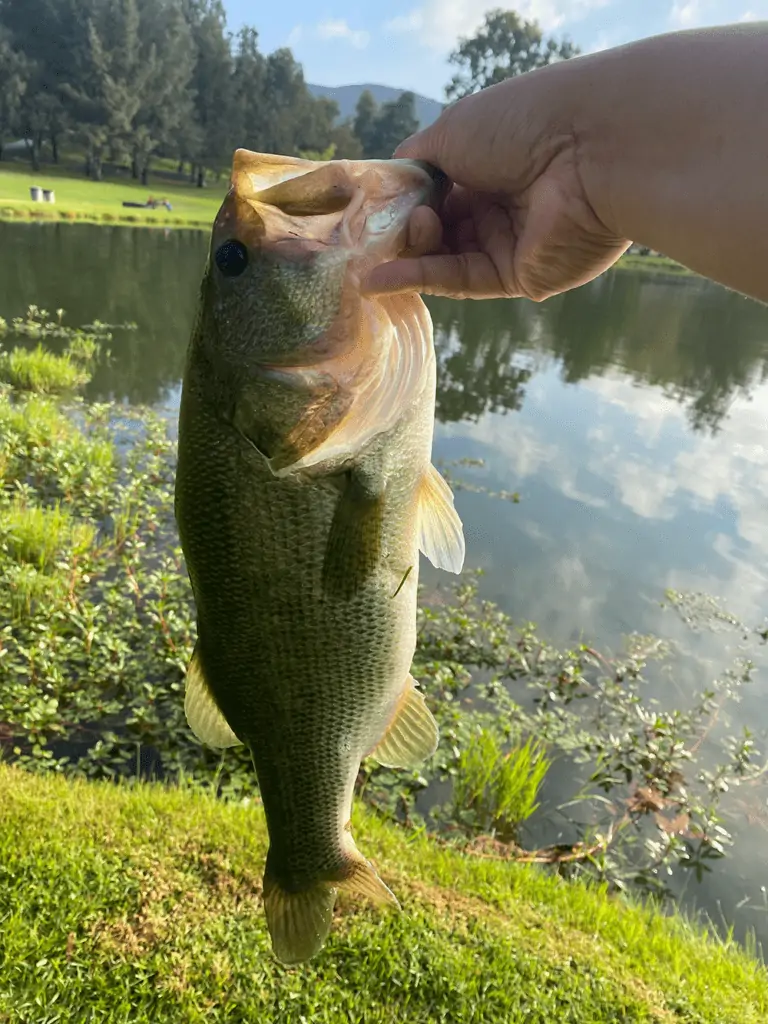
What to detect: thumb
<box><xmin>392</xmin><ymin>112</ymin><xmax>450</xmax><ymax>167</ymax></box>
<box><xmin>391</xmin><ymin>99</ymin><xmax>475</xmax><ymax>187</ymax></box>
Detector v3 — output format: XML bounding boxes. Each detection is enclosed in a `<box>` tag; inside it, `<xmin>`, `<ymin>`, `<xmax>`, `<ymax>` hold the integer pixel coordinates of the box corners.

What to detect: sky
<box><xmin>223</xmin><ymin>0</ymin><xmax>766</xmax><ymax>100</ymax></box>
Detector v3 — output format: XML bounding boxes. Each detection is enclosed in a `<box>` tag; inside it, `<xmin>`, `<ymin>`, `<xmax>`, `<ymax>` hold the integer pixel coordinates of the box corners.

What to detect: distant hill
<box><xmin>307</xmin><ymin>83</ymin><xmax>444</xmax><ymax>129</ymax></box>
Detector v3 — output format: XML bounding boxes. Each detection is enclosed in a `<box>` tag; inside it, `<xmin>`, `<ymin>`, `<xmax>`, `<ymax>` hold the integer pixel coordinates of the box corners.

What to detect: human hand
<box><xmin>363</xmin><ymin>72</ymin><xmax>630</xmax><ymax>302</ymax></box>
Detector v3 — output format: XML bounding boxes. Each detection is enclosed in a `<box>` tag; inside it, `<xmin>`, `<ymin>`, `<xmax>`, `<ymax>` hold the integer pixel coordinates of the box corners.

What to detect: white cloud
<box><xmin>586</xmin><ymin>29</ymin><xmax>617</xmax><ymax>51</ymax></box>
<box><xmin>385</xmin><ymin>0</ymin><xmax>612</xmax><ymax>53</ymax></box>
<box><xmin>385</xmin><ymin>10</ymin><xmax>425</xmax><ymax>33</ymax></box>
<box><xmin>669</xmin><ymin>1</ymin><xmax>764</xmax><ymax>29</ymax></box>
<box><xmin>290</xmin><ymin>19</ymin><xmax>370</xmax><ymax>51</ymax></box>
<box><xmin>316</xmin><ymin>18</ymin><xmax>370</xmax><ymax>48</ymax></box>
<box><xmin>669</xmin><ymin>1</ymin><xmax>701</xmax><ymax>26</ymax></box>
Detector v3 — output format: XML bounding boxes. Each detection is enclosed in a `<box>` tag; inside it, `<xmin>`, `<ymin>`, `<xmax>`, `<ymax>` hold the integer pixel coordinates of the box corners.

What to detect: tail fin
<box><xmin>263</xmin><ymin>840</ymin><xmax>400</xmax><ymax>965</ymax></box>
<box><xmin>263</xmin><ymin>876</ymin><xmax>337</xmax><ymax>965</ymax></box>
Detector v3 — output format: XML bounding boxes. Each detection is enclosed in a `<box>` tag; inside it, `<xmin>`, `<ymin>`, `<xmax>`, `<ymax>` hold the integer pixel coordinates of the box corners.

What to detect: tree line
<box><xmin>0</xmin><ymin>2</ymin><xmax>578</xmax><ymax>185</ymax></box>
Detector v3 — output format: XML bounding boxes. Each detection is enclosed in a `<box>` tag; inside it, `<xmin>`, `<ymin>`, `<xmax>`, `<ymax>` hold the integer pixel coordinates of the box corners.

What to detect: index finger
<box><xmin>361</xmin><ymin>251</ymin><xmax>516</xmax><ymax>300</ymax></box>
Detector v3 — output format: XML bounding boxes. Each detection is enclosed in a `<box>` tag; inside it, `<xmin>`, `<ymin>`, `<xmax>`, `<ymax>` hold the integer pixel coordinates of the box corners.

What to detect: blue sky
<box><xmin>223</xmin><ymin>0</ymin><xmax>765</xmax><ymax>100</ymax></box>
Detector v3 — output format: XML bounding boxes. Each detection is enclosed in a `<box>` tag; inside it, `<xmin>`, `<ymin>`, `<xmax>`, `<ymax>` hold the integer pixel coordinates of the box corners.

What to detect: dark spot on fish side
<box><xmin>215</xmin><ymin>240</ymin><xmax>249</xmax><ymax>278</ymax></box>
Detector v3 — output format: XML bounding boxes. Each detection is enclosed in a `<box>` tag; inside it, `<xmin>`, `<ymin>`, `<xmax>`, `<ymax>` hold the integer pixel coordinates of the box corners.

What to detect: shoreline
<box><xmin>0</xmin><ymin>205</ymin><xmax>213</xmax><ymax>231</ymax></box>
<box><xmin>0</xmin><ymin>211</ymin><xmax>696</xmax><ymax>278</ymax></box>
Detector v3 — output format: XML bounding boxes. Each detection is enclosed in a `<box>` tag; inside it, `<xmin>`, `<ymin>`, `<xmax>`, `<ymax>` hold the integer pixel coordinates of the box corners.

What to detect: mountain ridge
<box><xmin>307</xmin><ymin>82</ymin><xmax>444</xmax><ymax>129</ymax></box>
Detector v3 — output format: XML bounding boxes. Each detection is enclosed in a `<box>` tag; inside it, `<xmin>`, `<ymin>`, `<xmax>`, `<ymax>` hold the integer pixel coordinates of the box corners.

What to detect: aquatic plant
<box><xmin>0</xmin><ymin>344</ymin><xmax>88</xmax><ymax>393</ymax></box>
<box><xmin>450</xmin><ymin>729</ymin><xmax>550</xmax><ymax>842</ymax></box>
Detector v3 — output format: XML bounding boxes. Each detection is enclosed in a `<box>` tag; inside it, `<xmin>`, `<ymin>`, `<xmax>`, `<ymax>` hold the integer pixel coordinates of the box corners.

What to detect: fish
<box><xmin>174</xmin><ymin>148</ymin><xmax>465</xmax><ymax>965</ymax></box>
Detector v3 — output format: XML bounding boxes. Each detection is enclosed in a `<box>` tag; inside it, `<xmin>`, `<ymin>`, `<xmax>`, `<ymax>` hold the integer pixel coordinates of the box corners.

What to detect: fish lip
<box><xmin>400</xmin><ymin>159</ymin><xmax>451</xmax><ymax>210</ymax></box>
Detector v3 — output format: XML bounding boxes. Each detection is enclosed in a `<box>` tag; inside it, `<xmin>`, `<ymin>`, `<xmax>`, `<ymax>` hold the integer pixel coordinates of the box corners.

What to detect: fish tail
<box><xmin>263</xmin><ymin>839</ymin><xmax>400</xmax><ymax>964</ymax></box>
<box><xmin>262</xmin><ymin>870</ymin><xmax>338</xmax><ymax>965</ymax></box>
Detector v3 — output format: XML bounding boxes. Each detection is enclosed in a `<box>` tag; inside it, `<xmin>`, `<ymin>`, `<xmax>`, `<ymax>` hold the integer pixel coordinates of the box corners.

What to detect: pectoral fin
<box><xmin>322</xmin><ymin>470</ymin><xmax>385</xmax><ymax>600</ymax></box>
<box><xmin>276</xmin><ymin>293</ymin><xmax>435</xmax><ymax>476</ymax></box>
<box><xmin>369</xmin><ymin>676</ymin><xmax>439</xmax><ymax>769</ymax></box>
<box><xmin>417</xmin><ymin>463</ymin><xmax>465</xmax><ymax>574</ymax></box>
<box><xmin>184</xmin><ymin>642</ymin><xmax>242</xmax><ymax>750</ymax></box>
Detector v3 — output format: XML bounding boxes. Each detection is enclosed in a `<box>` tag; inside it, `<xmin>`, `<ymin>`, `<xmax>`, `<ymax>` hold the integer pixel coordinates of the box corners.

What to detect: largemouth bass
<box><xmin>174</xmin><ymin>149</ymin><xmax>465</xmax><ymax>964</ymax></box>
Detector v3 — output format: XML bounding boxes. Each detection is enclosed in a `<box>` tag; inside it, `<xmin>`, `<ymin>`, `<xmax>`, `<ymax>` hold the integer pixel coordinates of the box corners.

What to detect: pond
<box><xmin>2</xmin><ymin>221</ymin><xmax>768</xmax><ymax>949</ymax></box>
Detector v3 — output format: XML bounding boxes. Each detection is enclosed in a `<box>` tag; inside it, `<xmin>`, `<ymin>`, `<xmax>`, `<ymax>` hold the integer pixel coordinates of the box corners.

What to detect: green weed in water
<box><xmin>452</xmin><ymin>729</ymin><xmax>550</xmax><ymax>842</ymax></box>
<box><xmin>1</xmin><ymin>498</ymin><xmax>95</xmax><ymax>571</ymax></box>
<box><xmin>0</xmin><ymin>344</ymin><xmax>88</xmax><ymax>393</ymax></box>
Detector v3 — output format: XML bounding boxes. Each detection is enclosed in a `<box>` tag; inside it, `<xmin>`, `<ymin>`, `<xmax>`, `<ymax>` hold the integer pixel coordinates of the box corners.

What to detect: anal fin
<box><xmin>184</xmin><ymin>641</ymin><xmax>242</xmax><ymax>750</ymax></box>
<box><xmin>369</xmin><ymin>676</ymin><xmax>439</xmax><ymax>769</ymax></box>
<box><xmin>418</xmin><ymin>464</ymin><xmax>465</xmax><ymax>574</ymax></box>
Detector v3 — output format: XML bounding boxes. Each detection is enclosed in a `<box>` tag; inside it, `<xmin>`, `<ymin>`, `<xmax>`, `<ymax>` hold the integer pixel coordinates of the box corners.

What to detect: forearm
<box><xmin>566</xmin><ymin>24</ymin><xmax>768</xmax><ymax>302</ymax></box>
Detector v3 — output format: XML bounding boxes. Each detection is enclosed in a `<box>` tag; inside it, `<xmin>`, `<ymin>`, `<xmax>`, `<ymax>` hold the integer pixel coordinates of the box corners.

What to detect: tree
<box><xmin>0</xmin><ymin>0</ymin><xmax>85</xmax><ymax>168</ymax></box>
<box><xmin>230</xmin><ymin>26</ymin><xmax>266</xmax><ymax>151</ymax></box>
<box><xmin>183</xmin><ymin>0</ymin><xmax>234</xmax><ymax>185</ymax></box>
<box><xmin>446</xmin><ymin>8</ymin><xmax>579</xmax><ymax>100</ymax></box>
<box><xmin>0</xmin><ymin>26</ymin><xmax>28</xmax><ymax>161</ymax></box>
<box><xmin>0</xmin><ymin>0</ymin><xmax>349</xmax><ymax>179</ymax></box>
<box><xmin>53</xmin><ymin>0</ymin><xmax>163</xmax><ymax>179</ymax></box>
<box><xmin>132</xmin><ymin>0</ymin><xmax>196</xmax><ymax>183</ymax></box>
<box><xmin>353</xmin><ymin>89</ymin><xmax>377</xmax><ymax>155</ymax></box>
<box><xmin>330</xmin><ymin>120</ymin><xmax>363</xmax><ymax>160</ymax></box>
<box><xmin>294</xmin><ymin>95</ymin><xmax>338</xmax><ymax>155</ymax></box>
<box><xmin>258</xmin><ymin>48</ymin><xmax>309</xmax><ymax>155</ymax></box>
<box><xmin>362</xmin><ymin>91</ymin><xmax>418</xmax><ymax>159</ymax></box>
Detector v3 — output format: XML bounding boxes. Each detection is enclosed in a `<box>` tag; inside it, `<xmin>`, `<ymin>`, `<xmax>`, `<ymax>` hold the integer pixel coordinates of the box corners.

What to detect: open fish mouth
<box><xmin>210</xmin><ymin>150</ymin><xmax>450</xmax><ymax>266</ymax></box>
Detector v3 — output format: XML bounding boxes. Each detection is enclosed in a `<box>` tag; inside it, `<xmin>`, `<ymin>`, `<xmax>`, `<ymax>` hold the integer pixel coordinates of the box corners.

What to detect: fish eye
<box><xmin>214</xmin><ymin>239</ymin><xmax>249</xmax><ymax>278</ymax></box>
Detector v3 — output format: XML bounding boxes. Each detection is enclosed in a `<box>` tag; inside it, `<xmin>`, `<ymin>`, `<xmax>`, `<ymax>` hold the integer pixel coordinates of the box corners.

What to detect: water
<box><xmin>2</xmin><ymin>222</ymin><xmax>768</xmax><ymax>946</ymax></box>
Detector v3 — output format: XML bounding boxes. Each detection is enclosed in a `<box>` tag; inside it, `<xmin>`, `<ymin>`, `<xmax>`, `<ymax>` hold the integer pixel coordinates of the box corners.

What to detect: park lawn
<box><xmin>0</xmin><ymin>165</ymin><xmax>223</xmax><ymax>229</ymax></box>
<box><xmin>616</xmin><ymin>252</ymin><xmax>693</xmax><ymax>275</ymax></box>
<box><xmin>1</xmin><ymin>764</ymin><xmax>766</xmax><ymax>1023</ymax></box>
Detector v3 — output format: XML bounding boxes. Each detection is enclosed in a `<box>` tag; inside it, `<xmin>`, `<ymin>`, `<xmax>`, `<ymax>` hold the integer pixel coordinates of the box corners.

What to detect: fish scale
<box><xmin>175</xmin><ymin>149</ymin><xmax>465</xmax><ymax>964</ymax></box>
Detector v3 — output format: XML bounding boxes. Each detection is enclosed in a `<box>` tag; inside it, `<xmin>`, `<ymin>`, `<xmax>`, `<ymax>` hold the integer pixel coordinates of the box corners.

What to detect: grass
<box><xmin>453</xmin><ymin>728</ymin><xmax>550</xmax><ymax>842</ymax></box>
<box><xmin>616</xmin><ymin>253</ymin><xmax>693</xmax><ymax>276</ymax></box>
<box><xmin>0</xmin><ymin>498</ymin><xmax>96</xmax><ymax>618</ymax></box>
<box><xmin>0</xmin><ymin>393</ymin><xmax>112</xmax><ymax>474</ymax></box>
<box><xmin>0</xmin><ymin>165</ymin><xmax>222</xmax><ymax>229</ymax></box>
<box><xmin>1</xmin><ymin>765</ymin><xmax>766</xmax><ymax>1024</ymax></box>
<box><xmin>0</xmin><ymin>343</ymin><xmax>89</xmax><ymax>393</ymax></box>
<box><xmin>0</xmin><ymin>498</ymin><xmax>95</xmax><ymax>571</ymax></box>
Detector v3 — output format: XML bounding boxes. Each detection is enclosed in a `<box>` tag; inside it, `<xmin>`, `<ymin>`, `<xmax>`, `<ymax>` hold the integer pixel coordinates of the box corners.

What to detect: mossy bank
<box><xmin>2</xmin><ymin>765</ymin><xmax>767</xmax><ymax>1024</ymax></box>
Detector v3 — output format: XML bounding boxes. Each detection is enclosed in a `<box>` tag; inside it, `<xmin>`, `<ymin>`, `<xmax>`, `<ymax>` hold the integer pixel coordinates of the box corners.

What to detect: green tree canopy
<box><xmin>0</xmin><ymin>25</ymin><xmax>29</xmax><ymax>161</ymax></box>
<box><xmin>0</xmin><ymin>0</ymin><xmax>343</xmax><ymax>182</ymax></box>
<box><xmin>447</xmin><ymin>8</ymin><xmax>580</xmax><ymax>100</ymax></box>
<box><xmin>353</xmin><ymin>89</ymin><xmax>418</xmax><ymax>159</ymax></box>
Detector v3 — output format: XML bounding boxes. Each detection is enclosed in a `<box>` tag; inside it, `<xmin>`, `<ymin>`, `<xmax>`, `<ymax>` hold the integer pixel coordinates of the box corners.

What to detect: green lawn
<box><xmin>0</xmin><ymin>165</ymin><xmax>223</xmax><ymax>229</ymax></box>
<box><xmin>1</xmin><ymin>765</ymin><xmax>766</xmax><ymax>1023</ymax></box>
<box><xmin>616</xmin><ymin>252</ymin><xmax>693</xmax><ymax>275</ymax></box>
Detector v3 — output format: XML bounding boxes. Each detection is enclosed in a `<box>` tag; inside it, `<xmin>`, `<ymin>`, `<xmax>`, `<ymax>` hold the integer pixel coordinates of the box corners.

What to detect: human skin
<box><xmin>364</xmin><ymin>23</ymin><xmax>768</xmax><ymax>305</ymax></box>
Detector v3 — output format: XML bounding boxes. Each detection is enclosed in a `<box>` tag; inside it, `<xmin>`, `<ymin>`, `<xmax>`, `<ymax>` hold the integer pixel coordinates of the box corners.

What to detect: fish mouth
<box><xmin>211</xmin><ymin>151</ymin><xmax>451</xmax><ymax>268</ymax></box>
<box><xmin>404</xmin><ymin>160</ymin><xmax>451</xmax><ymax>207</ymax></box>
<box><xmin>382</xmin><ymin>158</ymin><xmax>450</xmax><ymax>215</ymax></box>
